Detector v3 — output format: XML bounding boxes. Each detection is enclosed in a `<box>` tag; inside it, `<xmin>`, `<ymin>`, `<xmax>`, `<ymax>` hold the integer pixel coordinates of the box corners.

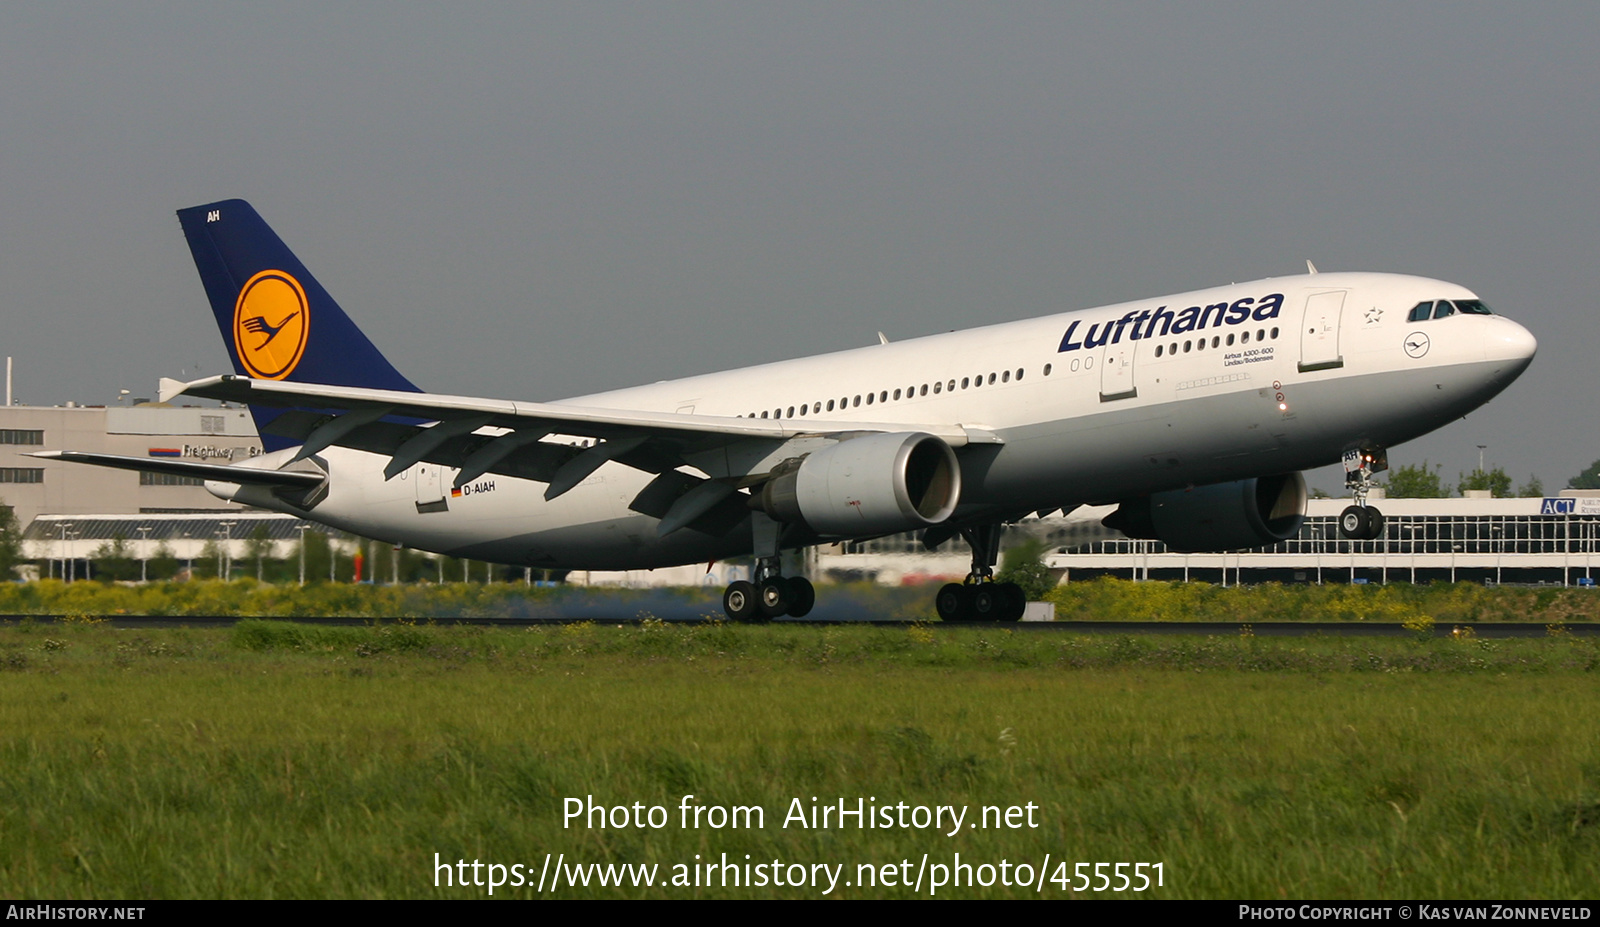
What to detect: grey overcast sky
<box><xmin>0</xmin><ymin>2</ymin><xmax>1592</xmax><ymax>494</ymax></box>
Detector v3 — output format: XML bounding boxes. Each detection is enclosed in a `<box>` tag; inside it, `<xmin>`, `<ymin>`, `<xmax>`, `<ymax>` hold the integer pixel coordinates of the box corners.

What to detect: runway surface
<box><xmin>4</xmin><ymin>615</ymin><xmax>1594</xmax><ymax>637</ymax></box>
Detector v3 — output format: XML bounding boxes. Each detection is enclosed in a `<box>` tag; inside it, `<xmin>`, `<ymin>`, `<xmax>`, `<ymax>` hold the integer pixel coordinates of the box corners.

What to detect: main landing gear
<box><xmin>934</xmin><ymin>523</ymin><xmax>1027</xmax><ymax>622</ymax></box>
<box><xmin>1339</xmin><ymin>446</ymin><xmax>1388</xmax><ymax>541</ymax></box>
<box><xmin>722</xmin><ymin>514</ymin><xmax>815</xmax><ymax>621</ymax></box>
<box><xmin>722</xmin><ymin>560</ymin><xmax>815</xmax><ymax>622</ymax></box>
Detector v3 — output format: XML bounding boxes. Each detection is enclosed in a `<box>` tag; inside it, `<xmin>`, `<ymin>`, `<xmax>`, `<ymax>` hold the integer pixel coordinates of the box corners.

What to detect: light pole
<box><xmin>296</xmin><ymin>523</ymin><xmax>310</xmax><ymax>586</ymax></box>
<box><xmin>218</xmin><ymin>521</ymin><xmax>236</xmax><ymax>580</ymax></box>
<box><xmin>59</xmin><ymin>522</ymin><xmax>74</xmax><ymax>583</ymax></box>
<box><xmin>137</xmin><ymin>526</ymin><xmax>152</xmax><ymax>582</ymax></box>
<box><xmin>1477</xmin><ymin>444</ymin><xmax>1487</xmax><ymax>474</ymax></box>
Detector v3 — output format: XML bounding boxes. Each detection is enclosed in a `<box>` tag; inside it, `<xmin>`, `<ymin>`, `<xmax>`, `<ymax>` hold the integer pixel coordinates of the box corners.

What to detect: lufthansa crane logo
<box><xmin>232</xmin><ymin>270</ymin><xmax>310</xmax><ymax>379</ymax></box>
<box><xmin>1403</xmin><ymin>331</ymin><xmax>1430</xmax><ymax>359</ymax></box>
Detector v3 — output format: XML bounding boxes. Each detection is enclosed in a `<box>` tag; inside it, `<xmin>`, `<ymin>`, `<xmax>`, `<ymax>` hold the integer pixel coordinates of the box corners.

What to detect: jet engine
<box><xmin>754</xmin><ymin>432</ymin><xmax>961</xmax><ymax>536</ymax></box>
<box><xmin>1103</xmin><ymin>472</ymin><xmax>1307</xmax><ymax>552</ymax></box>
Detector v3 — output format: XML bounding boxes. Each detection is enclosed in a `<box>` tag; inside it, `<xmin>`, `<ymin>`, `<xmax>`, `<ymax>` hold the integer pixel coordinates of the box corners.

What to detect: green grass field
<box><xmin>2</xmin><ymin>618</ymin><xmax>1597</xmax><ymax>898</ymax></box>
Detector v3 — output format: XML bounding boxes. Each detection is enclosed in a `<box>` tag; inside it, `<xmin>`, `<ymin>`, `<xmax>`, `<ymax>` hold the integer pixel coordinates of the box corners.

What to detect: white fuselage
<box><xmin>216</xmin><ymin>272</ymin><xmax>1536</xmax><ymax>569</ymax></box>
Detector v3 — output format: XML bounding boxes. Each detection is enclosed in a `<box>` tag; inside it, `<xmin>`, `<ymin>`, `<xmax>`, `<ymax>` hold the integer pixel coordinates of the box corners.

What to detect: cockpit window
<box><xmin>1410</xmin><ymin>298</ymin><xmax>1494</xmax><ymax>322</ymax></box>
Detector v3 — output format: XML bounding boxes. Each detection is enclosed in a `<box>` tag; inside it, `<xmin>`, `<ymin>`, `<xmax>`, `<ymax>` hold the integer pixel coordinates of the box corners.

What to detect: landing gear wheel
<box><xmin>1340</xmin><ymin>505</ymin><xmax>1367</xmax><ymax>540</ymax></box>
<box><xmin>997</xmin><ymin>582</ymin><xmax>1027</xmax><ymax>622</ymax></box>
<box><xmin>1365</xmin><ymin>507</ymin><xmax>1385</xmax><ymax>539</ymax></box>
<box><xmin>936</xmin><ymin>583</ymin><xmax>970</xmax><ymax>622</ymax></box>
<box><xmin>971</xmin><ymin>585</ymin><xmax>1001</xmax><ymax>621</ymax></box>
<box><xmin>759</xmin><ymin>578</ymin><xmax>792</xmax><ymax>618</ymax></box>
<box><xmin>786</xmin><ymin>576</ymin><xmax>815</xmax><ymax>618</ymax></box>
<box><xmin>723</xmin><ymin>581</ymin><xmax>760</xmax><ymax>622</ymax></box>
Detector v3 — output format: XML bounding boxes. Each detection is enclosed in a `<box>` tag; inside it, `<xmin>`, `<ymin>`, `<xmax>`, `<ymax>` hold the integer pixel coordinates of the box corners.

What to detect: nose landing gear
<box><xmin>1339</xmin><ymin>446</ymin><xmax>1388</xmax><ymax>540</ymax></box>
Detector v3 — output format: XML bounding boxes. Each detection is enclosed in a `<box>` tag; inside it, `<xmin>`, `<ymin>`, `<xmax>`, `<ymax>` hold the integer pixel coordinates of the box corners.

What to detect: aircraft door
<box><xmin>1099</xmin><ymin>342</ymin><xmax>1137</xmax><ymax>401</ymax></box>
<box><xmin>1298</xmin><ymin>290</ymin><xmax>1346</xmax><ymax>372</ymax></box>
<box><xmin>415</xmin><ymin>463</ymin><xmax>448</xmax><ymax>514</ymax></box>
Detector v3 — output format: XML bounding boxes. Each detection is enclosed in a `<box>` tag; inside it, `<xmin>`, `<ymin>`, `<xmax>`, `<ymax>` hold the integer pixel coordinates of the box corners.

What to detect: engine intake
<box><xmin>755</xmin><ymin>432</ymin><xmax>961</xmax><ymax>536</ymax></box>
<box><xmin>1104</xmin><ymin>472</ymin><xmax>1307</xmax><ymax>552</ymax></box>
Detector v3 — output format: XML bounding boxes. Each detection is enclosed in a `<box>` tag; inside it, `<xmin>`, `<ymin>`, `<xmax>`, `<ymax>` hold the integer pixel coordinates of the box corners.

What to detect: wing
<box><xmin>159</xmin><ymin>375</ymin><xmax>1002</xmax><ymax>536</ymax></box>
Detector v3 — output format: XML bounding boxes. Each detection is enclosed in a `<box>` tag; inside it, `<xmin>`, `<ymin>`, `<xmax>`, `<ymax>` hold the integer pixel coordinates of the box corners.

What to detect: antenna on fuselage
<box><xmin>1306</xmin><ymin>260</ymin><xmax>1319</xmax><ymax>274</ymax></box>
<box><xmin>877</xmin><ymin>331</ymin><xmax>890</xmax><ymax>345</ymax></box>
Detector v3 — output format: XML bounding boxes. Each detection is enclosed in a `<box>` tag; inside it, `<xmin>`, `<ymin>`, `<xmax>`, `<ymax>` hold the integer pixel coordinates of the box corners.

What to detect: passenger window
<box><xmin>920</xmin><ymin>384</ymin><xmax>929</xmax><ymax>396</ymax></box>
<box><xmin>880</xmin><ymin>391</ymin><xmax>888</xmax><ymax>403</ymax></box>
<box><xmin>1271</xmin><ymin>327</ymin><xmax>1279</xmax><ymax>339</ymax></box>
<box><xmin>961</xmin><ymin>377</ymin><xmax>970</xmax><ymax>389</ymax></box>
<box><xmin>1433</xmin><ymin>300</ymin><xmax>1456</xmax><ymax>319</ymax></box>
<box><xmin>933</xmin><ymin>382</ymin><xmax>942</xmax><ymax>394</ymax></box>
<box><xmin>893</xmin><ymin>388</ymin><xmax>902</xmax><ymax>400</ymax></box>
<box><xmin>799</xmin><ymin>405</ymin><xmax>807</xmax><ymax>416</ymax></box>
<box><xmin>853</xmin><ymin>396</ymin><xmax>861</xmax><ymax>407</ymax></box>
<box><xmin>1043</xmin><ymin>364</ymin><xmax>1052</xmax><ymax>376</ymax></box>
<box><xmin>1016</xmin><ymin>368</ymin><xmax>1024</xmax><ymax>381</ymax></box>
<box><xmin>1001</xmin><ymin>370</ymin><xmax>1010</xmax><ymax>383</ymax></box>
<box><xmin>1183</xmin><ymin>341</ymin><xmax>1191</xmax><ymax>353</ymax></box>
<box><xmin>826</xmin><ymin>399</ymin><xmax>835</xmax><ymax>412</ymax></box>
<box><xmin>1241</xmin><ymin>331</ymin><xmax>1249</xmax><ymax>344</ymax></box>
<box><xmin>1408</xmin><ymin>301</ymin><xmax>1433</xmax><ymax>322</ymax></box>
<box><xmin>1256</xmin><ymin>329</ymin><xmax>1264</xmax><ymax>341</ymax></box>
<box><xmin>1226</xmin><ymin>334</ymin><xmax>1234</xmax><ymax>346</ymax></box>
<box><xmin>948</xmin><ymin>380</ymin><xmax>956</xmax><ymax>391</ymax></box>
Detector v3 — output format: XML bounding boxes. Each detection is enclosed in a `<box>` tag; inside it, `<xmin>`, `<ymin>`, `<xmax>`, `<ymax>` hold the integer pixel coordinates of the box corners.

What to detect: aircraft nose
<box><xmin>1484</xmin><ymin>316</ymin><xmax>1537</xmax><ymax>367</ymax></box>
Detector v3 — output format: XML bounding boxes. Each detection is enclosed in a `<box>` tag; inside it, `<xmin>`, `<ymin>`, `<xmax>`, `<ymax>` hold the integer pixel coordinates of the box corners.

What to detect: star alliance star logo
<box><xmin>1364</xmin><ymin>306</ymin><xmax>1383</xmax><ymax>325</ymax></box>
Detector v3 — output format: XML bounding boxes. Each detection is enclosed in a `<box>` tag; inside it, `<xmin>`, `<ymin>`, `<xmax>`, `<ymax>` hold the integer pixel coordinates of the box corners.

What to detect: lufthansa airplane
<box><xmin>40</xmin><ymin>200</ymin><xmax>1537</xmax><ymax>621</ymax></box>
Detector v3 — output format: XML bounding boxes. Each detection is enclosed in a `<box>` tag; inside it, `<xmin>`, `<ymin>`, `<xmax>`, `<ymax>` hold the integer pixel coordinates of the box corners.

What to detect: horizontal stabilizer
<box><xmin>30</xmin><ymin>451</ymin><xmax>325</xmax><ymax>489</ymax></box>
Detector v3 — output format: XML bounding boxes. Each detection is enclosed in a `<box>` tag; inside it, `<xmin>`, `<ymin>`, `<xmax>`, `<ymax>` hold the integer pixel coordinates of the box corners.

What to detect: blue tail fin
<box><xmin>177</xmin><ymin>199</ymin><xmax>420</xmax><ymax>449</ymax></box>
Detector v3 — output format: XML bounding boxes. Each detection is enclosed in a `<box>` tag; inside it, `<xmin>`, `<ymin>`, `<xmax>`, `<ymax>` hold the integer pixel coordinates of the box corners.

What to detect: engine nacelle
<box><xmin>1104</xmin><ymin>472</ymin><xmax>1307</xmax><ymax>552</ymax></box>
<box><xmin>756</xmin><ymin>432</ymin><xmax>961</xmax><ymax>536</ymax></box>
